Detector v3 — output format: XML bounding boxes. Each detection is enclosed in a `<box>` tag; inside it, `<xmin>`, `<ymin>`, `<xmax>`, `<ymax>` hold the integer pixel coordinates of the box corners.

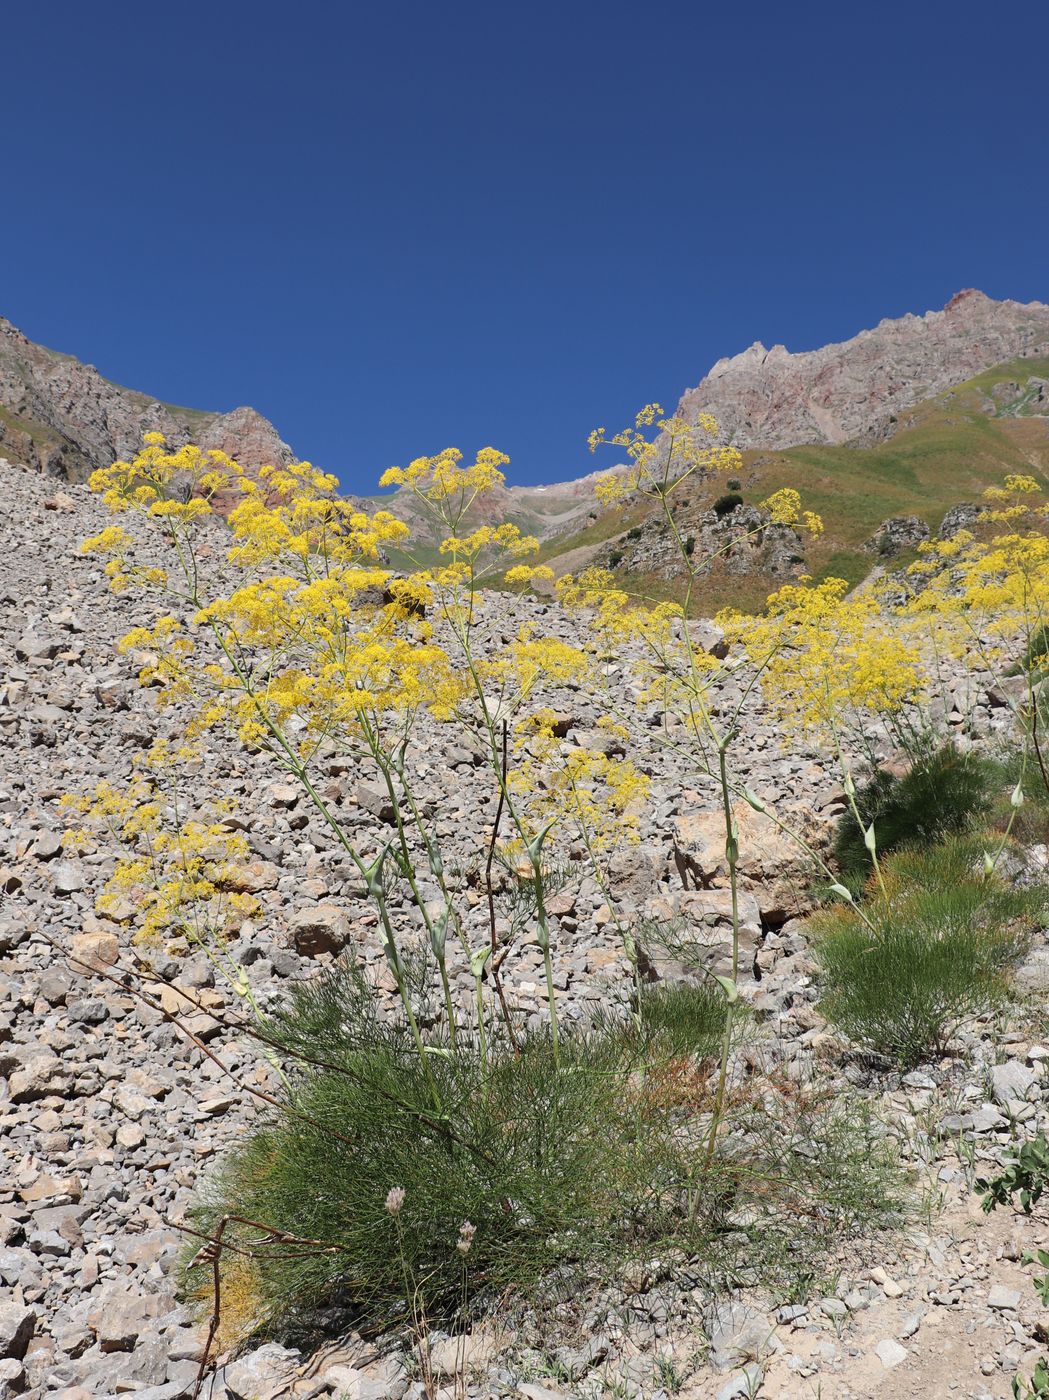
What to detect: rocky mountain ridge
<box><xmin>677</xmin><ymin>289</ymin><xmax>1049</xmax><ymax>450</ymax></box>
<box><xmin>0</xmin><ymin>318</ymin><xmax>294</xmax><ymax>482</ymax></box>
<box><xmin>6</xmin><ymin>289</ymin><xmax>1048</xmax><ymax>509</ymax></box>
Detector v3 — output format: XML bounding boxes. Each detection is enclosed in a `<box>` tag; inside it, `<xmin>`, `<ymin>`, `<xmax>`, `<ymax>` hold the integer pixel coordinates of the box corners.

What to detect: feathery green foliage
<box><xmin>637</xmin><ymin>980</ymin><xmax>726</xmax><ymax>1059</ymax></box>
<box><xmin>184</xmin><ymin>961</ymin><xmax>904</xmax><ymax>1340</ymax></box>
<box><xmin>833</xmin><ymin>743</ymin><xmax>998</xmax><ymax>887</ymax></box>
<box><xmin>813</xmin><ymin>840</ymin><xmax>1041</xmax><ymax>1065</ymax></box>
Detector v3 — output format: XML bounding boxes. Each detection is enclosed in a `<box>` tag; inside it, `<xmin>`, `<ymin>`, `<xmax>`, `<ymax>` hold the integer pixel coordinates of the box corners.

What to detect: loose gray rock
<box><xmin>0</xmin><ymin>1303</ymin><xmax>35</xmax><ymax>1361</ymax></box>
<box><xmin>991</xmin><ymin>1061</ymin><xmax>1037</xmax><ymax>1106</ymax></box>
<box><xmin>874</xmin><ymin>1338</ymin><xmax>908</xmax><ymax>1369</ymax></box>
<box><xmin>704</xmin><ymin>1301</ymin><xmax>775</xmax><ymax>1370</ymax></box>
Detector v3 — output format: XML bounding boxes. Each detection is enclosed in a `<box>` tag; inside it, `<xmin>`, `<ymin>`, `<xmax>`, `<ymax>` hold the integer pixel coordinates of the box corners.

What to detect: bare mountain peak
<box><xmin>944</xmin><ymin>287</ymin><xmax>991</xmax><ymax>311</ymax></box>
<box><xmin>0</xmin><ymin>316</ymin><xmax>295</xmax><ymax>481</ymax></box>
<box><xmin>679</xmin><ymin>290</ymin><xmax>1049</xmax><ymax>449</ymax></box>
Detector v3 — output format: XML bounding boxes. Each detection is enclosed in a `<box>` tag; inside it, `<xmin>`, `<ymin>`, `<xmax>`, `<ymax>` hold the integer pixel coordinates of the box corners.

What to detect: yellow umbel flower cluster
<box><xmin>719</xmin><ymin>577</ymin><xmax>926</xmax><ymax>737</ymax></box>
<box><xmin>589</xmin><ymin>404</ymin><xmax>742</xmax><ymax>507</ymax></box>
<box><xmin>513</xmin><ymin>714</ymin><xmax>650</xmax><ymax>859</ymax></box>
<box><xmin>88</xmin><ymin>433</ymin><xmax>246</xmax><ymax>520</ymax></box>
<box><xmin>901</xmin><ymin>475</ymin><xmax>1049</xmax><ymax>667</ymax></box>
<box><xmin>61</xmin><ymin>746</ymin><xmax>257</xmax><ymax>948</ymax></box>
<box><xmin>760</xmin><ymin>487</ymin><xmax>824</xmax><ymax>536</ymax></box>
<box><xmin>379</xmin><ymin>446</ymin><xmax>510</xmax><ymax>502</ymax></box>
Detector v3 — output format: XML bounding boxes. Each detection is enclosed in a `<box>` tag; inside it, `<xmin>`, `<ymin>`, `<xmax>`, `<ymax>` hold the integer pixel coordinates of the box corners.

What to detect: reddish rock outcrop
<box><xmin>0</xmin><ymin>316</ymin><xmax>294</xmax><ymax>481</ymax></box>
<box><xmin>676</xmin><ymin>290</ymin><xmax>1049</xmax><ymax>450</ymax></box>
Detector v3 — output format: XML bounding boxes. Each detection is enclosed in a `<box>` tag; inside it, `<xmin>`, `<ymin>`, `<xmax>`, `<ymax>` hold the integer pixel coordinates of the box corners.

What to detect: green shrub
<box><xmin>813</xmin><ymin>840</ymin><xmax>1039</xmax><ymax>1066</ymax></box>
<box><xmin>626</xmin><ymin>525</ymin><xmax>643</xmax><ymax>540</ymax></box>
<box><xmin>188</xmin><ymin>966</ymin><xmax>665</xmax><ymax>1332</ymax></box>
<box><xmin>978</xmin><ymin>1133</ymin><xmax>1049</xmax><ymax>1215</ymax></box>
<box><xmin>713</xmin><ymin>492</ymin><xmax>743</xmax><ymax>519</ymax></box>
<box><xmin>833</xmin><ymin>743</ymin><xmax>998</xmax><ymax>886</ymax></box>
<box><xmin>978</xmin><ymin>1136</ymin><xmax>1049</xmax><ymax>1398</ymax></box>
<box><xmin>608</xmin><ymin>549</ymin><xmax>624</xmax><ymax>567</ymax></box>
<box><xmin>992</xmin><ymin>730</ymin><xmax>1049</xmax><ymax>842</ymax></box>
<box><xmin>684</xmin><ymin>534</ymin><xmax>696</xmax><ymax>557</ymax></box>
<box><xmin>185</xmin><ymin>961</ymin><xmax>904</xmax><ymax>1342</ymax></box>
<box><xmin>726</xmin><ymin>478</ymin><xmax>742</xmax><ymax>492</ymax></box>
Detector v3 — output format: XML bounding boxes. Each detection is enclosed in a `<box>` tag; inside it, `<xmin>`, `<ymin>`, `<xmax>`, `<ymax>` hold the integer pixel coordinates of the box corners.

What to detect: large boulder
<box><xmin>671</xmin><ymin>801</ymin><xmax>829</xmax><ymax>922</ymax></box>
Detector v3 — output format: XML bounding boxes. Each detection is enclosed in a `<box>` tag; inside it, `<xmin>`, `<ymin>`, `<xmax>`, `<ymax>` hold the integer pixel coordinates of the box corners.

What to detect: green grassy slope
<box><xmin>536</xmin><ymin>355</ymin><xmax>1049</xmax><ymax>613</ymax></box>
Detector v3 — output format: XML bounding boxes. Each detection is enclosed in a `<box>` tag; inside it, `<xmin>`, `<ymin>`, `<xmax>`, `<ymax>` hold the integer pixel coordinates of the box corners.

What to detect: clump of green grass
<box><xmin>833</xmin><ymin>743</ymin><xmax>998</xmax><ymax>887</ymax></box>
<box><xmin>184</xmin><ymin>961</ymin><xmax>904</xmax><ymax>1345</ymax></box>
<box><xmin>637</xmin><ymin>980</ymin><xmax>726</xmax><ymax>1058</ymax></box>
<box><xmin>813</xmin><ymin>839</ymin><xmax>1041</xmax><ymax>1066</ymax></box>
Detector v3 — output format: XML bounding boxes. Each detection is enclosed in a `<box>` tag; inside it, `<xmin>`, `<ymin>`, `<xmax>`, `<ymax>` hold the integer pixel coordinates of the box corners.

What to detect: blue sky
<box><xmin>4</xmin><ymin>1</ymin><xmax>1046</xmax><ymax>491</ymax></box>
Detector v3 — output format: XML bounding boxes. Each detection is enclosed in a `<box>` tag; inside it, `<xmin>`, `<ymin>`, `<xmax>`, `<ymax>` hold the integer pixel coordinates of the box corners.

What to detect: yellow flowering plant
<box><xmin>900</xmin><ymin>475</ymin><xmax>1049</xmax><ymax>804</ymax></box>
<box><xmin>71</xmin><ymin>424</ymin><xmax>924</xmax><ymax>1350</ymax></box>
<box><xmin>78</xmin><ymin>433</ymin><xmax>658</xmax><ymax>1075</ymax></box>
<box><xmin>77</xmin><ymin>418</ymin><xmax>1015</xmax><ymax>1169</ymax></box>
<box><xmin>561</xmin><ymin>406</ymin><xmax>836</xmax><ymax>1155</ymax></box>
<box><xmin>61</xmin><ymin>741</ymin><xmax>262</xmax><ymax>1003</ymax></box>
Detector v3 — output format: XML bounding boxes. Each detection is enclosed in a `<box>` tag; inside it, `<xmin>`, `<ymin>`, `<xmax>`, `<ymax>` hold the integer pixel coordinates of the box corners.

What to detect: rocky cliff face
<box><xmin>677</xmin><ymin>290</ymin><xmax>1049</xmax><ymax>449</ymax></box>
<box><xmin>0</xmin><ymin>317</ymin><xmax>295</xmax><ymax>481</ymax></box>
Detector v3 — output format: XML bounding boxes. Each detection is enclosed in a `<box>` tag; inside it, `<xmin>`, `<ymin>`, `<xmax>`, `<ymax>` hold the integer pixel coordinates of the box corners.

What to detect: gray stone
<box><xmin>988</xmin><ymin>1285</ymin><xmax>1022</xmax><ymax>1311</ymax></box>
<box><xmin>428</xmin><ymin>1332</ymin><xmax>499</xmax><ymax>1377</ymax></box>
<box><xmin>126</xmin><ymin>1383</ymin><xmax>200</xmax><ymax>1400</ymax></box>
<box><xmin>223</xmin><ymin>1342</ymin><xmax>300</xmax><ymax>1394</ymax></box>
<box><xmin>0</xmin><ymin>1249</ymin><xmax>44</xmax><ymax>1290</ymax></box>
<box><xmin>717</xmin><ymin>1364</ymin><xmax>763</xmax><ymax>1399</ymax></box>
<box><xmin>0</xmin><ymin>1303</ymin><xmax>35</xmax><ymax>1361</ymax></box>
<box><xmin>356</xmin><ymin>781</ymin><xmax>395</xmax><ymax>823</ymax></box>
<box><xmin>874</xmin><ymin>1338</ymin><xmax>908</xmax><ymax>1369</ymax></box>
<box><xmin>31</xmin><ymin>831</ymin><xmax>63</xmax><ymax>860</ymax></box>
<box><xmin>704</xmin><ymin>1301</ymin><xmax>775</xmax><ymax>1370</ymax></box>
<box><xmin>9</xmin><ymin>1052</ymin><xmax>72</xmax><ymax>1103</ymax></box>
<box><xmin>287</xmin><ymin>903</ymin><xmax>351</xmax><ymax>957</ymax></box>
<box><xmin>52</xmin><ymin>861</ymin><xmax>86</xmax><ymax>893</ymax></box>
<box><xmin>0</xmin><ymin>1359</ymin><xmax>25</xmax><ymax>1400</ymax></box>
<box><xmin>991</xmin><ymin>1061</ymin><xmax>1037</xmax><ymax>1106</ymax></box>
<box><xmin>897</xmin><ymin>1312</ymin><xmax>923</xmax><ymax>1340</ymax></box>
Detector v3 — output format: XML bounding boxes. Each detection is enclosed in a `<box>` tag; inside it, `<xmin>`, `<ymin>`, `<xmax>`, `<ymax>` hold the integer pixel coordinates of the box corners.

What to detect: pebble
<box><xmin>987</xmin><ymin>1285</ymin><xmax>1022</xmax><ymax>1311</ymax></box>
<box><xmin>874</xmin><ymin>1338</ymin><xmax>908</xmax><ymax>1369</ymax></box>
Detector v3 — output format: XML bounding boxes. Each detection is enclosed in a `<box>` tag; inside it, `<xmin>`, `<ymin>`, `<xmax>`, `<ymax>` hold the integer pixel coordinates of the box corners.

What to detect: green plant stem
<box><xmin>836</xmin><ymin>741</ymin><xmax>888</xmax><ymax>900</ymax></box>
<box><xmin>372</xmin><ymin>891</ymin><xmax>441</xmax><ymax>1103</ymax></box>
<box><xmin>702</xmin><ymin>737</ymin><xmax>739</xmax><ymax>1177</ymax></box>
<box><xmin>437</xmin><ymin>957</ymin><xmax>458</xmax><ymax>1052</ymax></box>
<box><xmin>474</xmin><ymin>970</ymin><xmax>488</xmax><ymax>1071</ymax></box>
